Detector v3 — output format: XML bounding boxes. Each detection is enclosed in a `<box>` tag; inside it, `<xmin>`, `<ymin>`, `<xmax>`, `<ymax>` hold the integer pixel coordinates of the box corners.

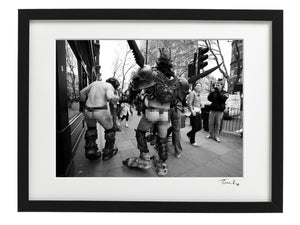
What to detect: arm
<box><xmin>218</xmin><ymin>91</ymin><xmax>229</xmax><ymax>102</ymax></box>
<box><xmin>187</xmin><ymin>92</ymin><xmax>196</xmax><ymax>116</ymax></box>
<box><xmin>207</xmin><ymin>91</ymin><xmax>214</xmax><ymax>102</ymax></box>
<box><xmin>106</xmin><ymin>84</ymin><xmax>120</xmax><ymax>102</ymax></box>
<box><xmin>80</xmin><ymin>84</ymin><xmax>92</xmax><ymax>102</ymax></box>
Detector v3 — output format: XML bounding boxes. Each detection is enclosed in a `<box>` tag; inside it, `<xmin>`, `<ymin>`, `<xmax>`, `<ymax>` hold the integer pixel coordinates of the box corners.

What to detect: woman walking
<box><xmin>187</xmin><ymin>83</ymin><xmax>203</xmax><ymax>146</ymax></box>
<box><xmin>119</xmin><ymin>102</ymin><xmax>131</xmax><ymax>128</ymax></box>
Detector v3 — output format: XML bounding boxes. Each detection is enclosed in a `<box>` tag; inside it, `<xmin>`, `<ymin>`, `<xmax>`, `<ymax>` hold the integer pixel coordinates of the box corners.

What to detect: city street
<box><xmin>72</xmin><ymin>110</ymin><xmax>243</xmax><ymax>177</ymax></box>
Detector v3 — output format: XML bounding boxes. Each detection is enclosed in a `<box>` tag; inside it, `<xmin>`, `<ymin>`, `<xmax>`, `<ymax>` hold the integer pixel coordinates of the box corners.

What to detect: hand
<box><xmin>211</xmin><ymin>88</ymin><xmax>215</xmax><ymax>92</ymax></box>
<box><xmin>191</xmin><ymin>111</ymin><xmax>196</xmax><ymax>116</ymax></box>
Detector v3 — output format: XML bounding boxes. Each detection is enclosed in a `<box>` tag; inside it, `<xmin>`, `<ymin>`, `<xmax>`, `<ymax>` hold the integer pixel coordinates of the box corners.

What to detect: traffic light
<box><xmin>188</xmin><ymin>53</ymin><xmax>197</xmax><ymax>78</ymax></box>
<box><xmin>188</xmin><ymin>62</ymin><xmax>195</xmax><ymax>78</ymax></box>
<box><xmin>197</xmin><ymin>47</ymin><xmax>209</xmax><ymax>74</ymax></box>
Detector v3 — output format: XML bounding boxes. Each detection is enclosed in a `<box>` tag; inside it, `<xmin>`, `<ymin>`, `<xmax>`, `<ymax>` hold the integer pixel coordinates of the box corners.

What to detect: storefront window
<box><xmin>66</xmin><ymin>42</ymin><xmax>80</xmax><ymax>120</ymax></box>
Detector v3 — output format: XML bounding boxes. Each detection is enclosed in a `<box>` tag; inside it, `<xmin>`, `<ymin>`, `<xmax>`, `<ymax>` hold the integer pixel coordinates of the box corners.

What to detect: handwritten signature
<box><xmin>219</xmin><ymin>179</ymin><xmax>240</xmax><ymax>186</ymax></box>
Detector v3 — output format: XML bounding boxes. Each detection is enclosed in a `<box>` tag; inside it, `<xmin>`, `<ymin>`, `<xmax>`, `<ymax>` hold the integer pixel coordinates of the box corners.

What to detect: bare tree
<box><xmin>121</xmin><ymin>49</ymin><xmax>136</xmax><ymax>90</ymax></box>
<box><xmin>203</xmin><ymin>40</ymin><xmax>229</xmax><ymax>83</ymax></box>
<box><xmin>112</xmin><ymin>58</ymin><xmax>122</xmax><ymax>79</ymax></box>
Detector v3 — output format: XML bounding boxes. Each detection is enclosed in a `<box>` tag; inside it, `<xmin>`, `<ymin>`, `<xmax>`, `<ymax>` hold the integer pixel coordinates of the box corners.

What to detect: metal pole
<box><xmin>145</xmin><ymin>40</ymin><xmax>148</xmax><ymax>64</ymax></box>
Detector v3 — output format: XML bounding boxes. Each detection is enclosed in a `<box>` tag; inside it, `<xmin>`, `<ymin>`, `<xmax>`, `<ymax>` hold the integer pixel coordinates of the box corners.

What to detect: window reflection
<box><xmin>66</xmin><ymin>41</ymin><xmax>80</xmax><ymax>120</ymax></box>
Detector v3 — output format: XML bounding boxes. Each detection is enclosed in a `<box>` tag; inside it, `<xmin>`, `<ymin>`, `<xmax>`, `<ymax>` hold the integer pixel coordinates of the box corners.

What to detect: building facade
<box><xmin>56</xmin><ymin>40</ymin><xmax>100</xmax><ymax>176</ymax></box>
<box><xmin>229</xmin><ymin>40</ymin><xmax>243</xmax><ymax>94</ymax></box>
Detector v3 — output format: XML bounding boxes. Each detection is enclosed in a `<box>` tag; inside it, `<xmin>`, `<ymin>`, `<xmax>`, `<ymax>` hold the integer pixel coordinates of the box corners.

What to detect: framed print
<box><xmin>18</xmin><ymin>9</ymin><xmax>283</xmax><ymax>212</ymax></box>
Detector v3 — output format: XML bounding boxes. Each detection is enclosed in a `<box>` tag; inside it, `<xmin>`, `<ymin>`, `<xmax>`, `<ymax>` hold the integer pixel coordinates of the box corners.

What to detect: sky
<box><xmin>99</xmin><ymin>40</ymin><xmax>232</xmax><ymax>82</ymax></box>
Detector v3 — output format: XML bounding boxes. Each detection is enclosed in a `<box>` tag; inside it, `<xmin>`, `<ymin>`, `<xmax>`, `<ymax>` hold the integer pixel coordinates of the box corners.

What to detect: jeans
<box><xmin>208</xmin><ymin>111</ymin><xmax>223</xmax><ymax>138</ymax></box>
<box><xmin>168</xmin><ymin>108</ymin><xmax>182</xmax><ymax>155</ymax></box>
<box><xmin>187</xmin><ymin>112</ymin><xmax>202</xmax><ymax>144</ymax></box>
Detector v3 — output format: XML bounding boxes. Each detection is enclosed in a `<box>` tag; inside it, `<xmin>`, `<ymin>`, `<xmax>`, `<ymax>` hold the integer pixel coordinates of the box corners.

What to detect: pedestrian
<box><xmin>119</xmin><ymin>102</ymin><xmax>131</xmax><ymax>128</ymax></box>
<box><xmin>167</xmin><ymin>77</ymin><xmax>189</xmax><ymax>158</ymax></box>
<box><xmin>187</xmin><ymin>83</ymin><xmax>203</xmax><ymax>146</ymax></box>
<box><xmin>207</xmin><ymin>79</ymin><xmax>229</xmax><ymax>142</ymax></box>
<box><xmin>135</xmin><ymin>92</ymin><xmax>144</xmax><ymax>116</ymax></box>
<box><xmin>80</xmin><ymin>77</ymin><xmax>120</xmax><ymax>161</ymax></box>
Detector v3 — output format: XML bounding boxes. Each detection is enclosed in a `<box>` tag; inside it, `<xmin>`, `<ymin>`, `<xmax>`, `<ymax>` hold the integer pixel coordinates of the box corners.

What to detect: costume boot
<box><xmin>122</xmin><ymin>129</ymin><xmax>151</xmax><ymax>169</ymax></box>
<box><xmin>84</xmin><ymin>127</ymin><xmax>101</xmax><ymax>160</ymax></box>
<box><xmin>102</xmin><ymin>128</ymin><xmax>118</xmax><ymax>161</ymax></box>
<box><xmin>155</xmin><ymin>137</ymin><xmax>169</xmax><ymax>176</ymax></box>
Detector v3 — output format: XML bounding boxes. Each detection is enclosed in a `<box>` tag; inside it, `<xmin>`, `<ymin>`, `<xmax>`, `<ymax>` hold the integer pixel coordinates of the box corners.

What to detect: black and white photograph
<box><xmin>56</xmin><ymin>39</ymin><xmax>243</xmax><ymax>177</ymax></box>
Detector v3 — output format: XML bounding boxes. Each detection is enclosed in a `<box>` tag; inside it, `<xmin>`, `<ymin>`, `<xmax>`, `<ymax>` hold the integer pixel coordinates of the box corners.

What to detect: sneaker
<box><xmin>123</xmin><ymin>152</ymin><xmax>151</xmax><ymax>169</ymax></box>
<box><xmin>215</xmin><ymin>137</ymin><xmax>220</xmax><ymax>142</ymax></box>
<box><xmin>192</xmin><ymin>143</ymin><xmax>199</xmax><ymax>147</ymax></box>
<box><xmin>175</xmin><ymin>153</ymin><xmax>182</xmax><ymax>158</ymax></box>
<box><xmin>206</xmin><ymin>134</ymin><xmax>212</xmax><ymax>139</ymax></box>
<box><xmin>155</xmin><ymin>160</ymin><xmax>168</xmax><ymax>176</ymax></box>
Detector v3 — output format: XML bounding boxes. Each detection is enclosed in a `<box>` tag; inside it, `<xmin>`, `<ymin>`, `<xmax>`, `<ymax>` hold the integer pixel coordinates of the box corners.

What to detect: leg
<box><xmin>188</xmin><ymin>115</ymin><xmax>196</xmax><ymax>144</ymax></box>
<box><xmin>109</xmin><ymin>102</ymin><xmax>120</xmax><ymax>131</ymax></box>
<box><xmin>154</xmin><ymin>122</ymin><xmax>170</xmax><ymax>176</ymax></box>
<box><xmin>170</xmin><ymin>109</ymin><xmax>182</xmax><ymax>156</ymax></box>
<box><xmin>214</xmin><ymin>112</ymin><xmax>224</xmax><ymax>142</ymax></box>
<box><xmin>83</xmin><ymin>111</ymin><xmax>101</xmax><ymax>160</ymax></box>
<box><xmin>102</xmin><ymin>127</ymin><xmax>118</xmax><ymax>160</ymax></box>
<box><xmin>94</xmin><ymin>110</ymin><xmax>118</xmax><ymax>160</ymax></box>
<box><xmin>208</xmin><ymin>111</ymin><xmax>216</xmax><ymax>139</ymax></box>
<box><xmin>167</xmin><ymin>126</ymin><xmax>173</xmax><ymax>139</ymax></box>
<box><xmin>123</xmin><ymin>115</ymin><xmax>153</xmax><ymax>169</ymax></box>
<box><xmin>125</xmin><ymin>112</ymin><xmax>129</xmax><ymax>127</ymax></box>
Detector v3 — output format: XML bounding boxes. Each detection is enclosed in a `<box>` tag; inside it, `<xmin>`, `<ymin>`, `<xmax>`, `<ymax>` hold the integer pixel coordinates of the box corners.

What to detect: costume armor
<box><xmin>84</xmin><ymin>127</ymin><xmax>101</xmax><ymax>160</ymax></box>
<box><xmin>151</xmin><ymin>71</ymin><xmax>177</xmax><ymax>103</ymax></box>
<box><xmin>102</xmin><ymin>128</ymin><xmax>118</xmax><ymax>161</ymax></box>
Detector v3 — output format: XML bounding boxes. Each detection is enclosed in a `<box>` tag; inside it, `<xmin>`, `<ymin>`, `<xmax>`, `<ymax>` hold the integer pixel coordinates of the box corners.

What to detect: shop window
<box><xmin>66</xmin><ymin>42</ymin><xmax>80</xmax><ymax>120</ymax></box>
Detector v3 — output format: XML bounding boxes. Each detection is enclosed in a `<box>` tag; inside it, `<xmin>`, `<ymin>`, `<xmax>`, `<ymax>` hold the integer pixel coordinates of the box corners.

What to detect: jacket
<box><xmin>207</xmin><ymin>89</ymin><xmax>228</xmax><ymax>112</ymax></box>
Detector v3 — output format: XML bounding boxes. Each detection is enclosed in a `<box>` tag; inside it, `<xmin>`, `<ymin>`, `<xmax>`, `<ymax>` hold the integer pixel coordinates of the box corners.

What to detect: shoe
<box><xmin>125</xmin><ymin>123</ymin><xmax>129</xmax><ymax>128</ymax></box>
<box><xmin>192</xmin><ymin>143</ymin><xmax>199</xmax><ymax>147</ymax></box>
<box><xmin>115</xmin><ymin>127</ymin><xmax>121</xmax><ymax>132</ymax></box>
<box><xmin>175</xmin><ymin>153</ymin><xmax>182</xmax><ymax>158</ymax></box>
<box><xmin>85</xmin><ymin>149</ymin><xmax>101</xmax><ymax>160</ymax></box>
<box><xmin>155</xmin><ymin>160</ymin><xmax>168</xmax><ymax>176</ymax></box>
<box><xmin>122</xmin><ymin>152</ymin><xmax>151</xmax><ymax>169</ymax></box>
<box><xmin>215</xmin><ymin>137</ymin><xmax>220</xmax><ymax>142</ymax></box>
<box><xmin>102</xmin><ymin>147</ymin><xmax>118</xmax><ymax>161</ymax></box>
<box><xmin>206</xmin><ymin>134</ymin><xmax>212</xmax><ymax>139</ymax></box>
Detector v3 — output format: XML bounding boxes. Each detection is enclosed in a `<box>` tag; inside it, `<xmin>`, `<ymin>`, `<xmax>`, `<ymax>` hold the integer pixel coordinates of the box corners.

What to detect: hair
<box><xmin>106</xmin><ymin>77</ymin><xmax>120</xmax><ymax>89</ymax></box>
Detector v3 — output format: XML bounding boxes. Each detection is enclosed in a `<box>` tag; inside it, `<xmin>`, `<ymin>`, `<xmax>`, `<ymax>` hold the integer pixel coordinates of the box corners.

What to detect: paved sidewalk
<box><xmin>72</xmin><ymin>111</ymin><xmax>243</xmax><ymax>177</ymax></box>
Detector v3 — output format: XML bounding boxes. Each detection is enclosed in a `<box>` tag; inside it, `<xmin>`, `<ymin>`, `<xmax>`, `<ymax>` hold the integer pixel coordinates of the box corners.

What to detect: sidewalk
<box><xmin>72</xmin><ymin>111</ymin><xmax>243</xmax><ymax>177</ymax></box>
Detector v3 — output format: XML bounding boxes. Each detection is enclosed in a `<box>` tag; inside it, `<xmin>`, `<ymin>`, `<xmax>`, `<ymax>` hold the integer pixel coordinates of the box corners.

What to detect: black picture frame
<box><xmin>18</xmin><ymin>9</ymin><xmax>283</xmax><ymax>213</ymax></box>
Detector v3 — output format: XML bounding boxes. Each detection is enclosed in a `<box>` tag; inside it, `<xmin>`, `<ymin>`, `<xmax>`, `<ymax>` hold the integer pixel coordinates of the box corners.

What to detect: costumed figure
<box><xmin>80</xmin><ymin>77</ymin><xmax>120</xmax><ymax>161</ymax></box>
<box><xmin>122</xmin><ymin>41</ymin><xmax>177</xmax><ymax>176</ymax></box>
<box><xmin>122</xmin><ymin>40</ymin><xmax>221</xmax><ymax>176</ymax></box>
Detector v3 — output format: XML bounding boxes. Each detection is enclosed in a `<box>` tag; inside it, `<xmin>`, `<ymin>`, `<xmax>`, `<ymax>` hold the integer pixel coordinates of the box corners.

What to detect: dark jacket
<box><xmin>208</xmin><ymin>89</ymin><xmax>228</xmax><ymax>112</ymax></box>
